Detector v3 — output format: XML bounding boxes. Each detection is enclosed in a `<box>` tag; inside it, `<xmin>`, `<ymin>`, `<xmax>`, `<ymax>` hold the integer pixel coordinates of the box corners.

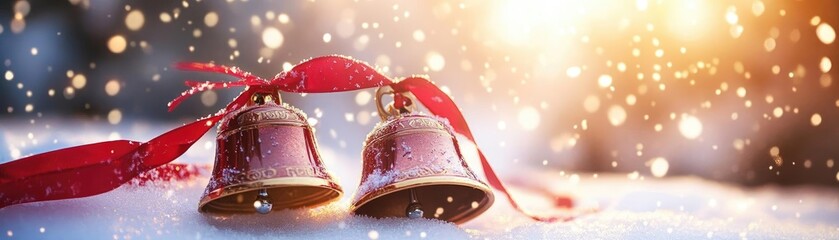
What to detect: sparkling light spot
<box><xmin>201</xmin><ymin>91</ymin><xmax>217</xmax><ymax>107</ymax></box>
<box><xmin>108</xmin><ymin>109</ymin><xmax>122</xmax><ymax>125</ymax></box>
<box><xmin>811</xmin><ymin>113</ymin><xmax>822</xmax><ymax>126</ymax></box>
<box><xmin>30</xmin><ymin>47</ymin><xmax>37</xmax><ymax>55</ymax></box>
<box><xmin>650</xmin><ymin>157</ymin><xmax>669</xmax><ymax>178</ymax></box>
<box><xmin>607</xmin><ymin>105</ymin><xmax>627</xmax><ymax>126</ymax></box>
<box><xmin>763</xmin><ymin>38</ymin><xmax>776</xmax><ymax>52</ymax></box>
<box><xmin>278</xmin><ymin>13</ymin><xmax>290</xmax><ymax>24</ymax></box>
<box><xmin>678</xmin><ymin>114</ymin><xmax>703</xmax><ymax>139</ymax></box>
<box><xmin>368</xmin><ymin>230</ymin><xmax>379</xmax><ymax>240</ymax></box>
<box><xmin>125</xmin><ymin>10</ymin><xmax>145</xmax><ymax>31</ymax></box>
<box><xmin>730</xmin><ymin>24</ymin><xmax>744</xmax><ymax>38</ymax></box>
<box><xmin>517</xmin><ymin>106</ymin><xmax>540</xmax><ymax>130</ymax></box>
<box><xmin>769</xmin><ymin>146</ymin><xmax>784</xmax><ymax>166</ymax></box>
<box><xmin>773</xmin><ymin>107</ymin><xmax>784</xmax><ymax>118</ymax></box>
<box><xmin>425</xmin><ymin>51</ymin><xmax>446</xmax><ymax>72</ymax></box>
<box><xmin>820</xmin><ymin>57</ymin><xmax>832</xmax><ymax>73</ymax></box>
<box><xmin>736</xmin><ymin>87</ymin><xmax>747</xmax><ymax>98</ymax></box>
<box><xmin>104</xmin><ymin>79</ymin><xmax>120</xmax><ymax>96</ymax></box>
<box><xmin>725</xmin><ymin>10</ymin><xmax>738</xmax><ymax>25</ymax></box>
<box><xmin>159</xmin><ymin>12</ymin><xmax>172</xmax><ymax>23</ymax></box>
<box><xmin>733</xmin><ymin>139</ymin><xmax>745</xmax><ymax>150</ymax></box>
<box><xmin>412</xmin><ymin>29</ymin><xmax>426</xmax><ymax>42</ymax></box>
<box><xmin>71</xmin><ymin>74</ymin><xmax>87</xmax><ymax>89</ymax></box>
<box><xmin>322</xmin><ymin>33</ymin><xmax>332</xmax><ymax>43</ymax></box>
<box><xmin>811</xmin><ymin>16</ymin><xmax>822</xmax><ymax>26</ymax></box>
<box><xmin>107</xmin><ymin>35</ymin><xmax>127</xmax><ymax>54</ymax></box>
<box><xmin>566</xmin><ymin>66</ymin><xmax>582</xmax><ymax>78</ymax></box>
<box><xmin>816</xmin><ymin>23</ymin><xmax>836</xmax><ymax>44</ymax></box>
<box><xmin>4</xmin><ymin>70</ymin><xmax>12</xmax><ymax>81</ymax></box>
<box><xmin>597</xmin><ymin>74</ymin><xmax>612</xmax><ymax>88</ymax></box>
<box><xmin>636</xmin><ymin>0</ymin><xmax>648</xmax><ymax>11</ymax></box>
<box><xmin>262</xmin><ymin>27</ymin><xmax>284</xmax><ymax>49</ymax></box>
<box><xmin>751</xmin><ymin>1</ymin><xmax>764</xmax><ymax>16</ymax></box>
<box><xmin>204</xmin><ymin>12</ymin><xmax>219</xmax><ymax>27</ymax></box>
<box><xmin>355</xmin><ymin>91</ymin><xmax>372</xmax><ymax>106</ymax></box>
<box><xmin>626</xmin><ymin>94</ymin><xmax>637</xmax><ymax>106</ymax></box>
<box><xmin>583</xmin><ymin>95</ymin><xmax>600</xmax><ymax>113</ymax></box>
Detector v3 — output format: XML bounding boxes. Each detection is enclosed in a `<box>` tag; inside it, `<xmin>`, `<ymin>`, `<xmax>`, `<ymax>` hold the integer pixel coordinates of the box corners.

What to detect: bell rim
<box><xmin>198</xmin><ymin>177</ymin><xmax>343</xmax><ymax>213</ymax></box>
<box><xmin>350</xmin><ymin>175</ymin><xmax>495</xmax><ymax>224</ymax></box>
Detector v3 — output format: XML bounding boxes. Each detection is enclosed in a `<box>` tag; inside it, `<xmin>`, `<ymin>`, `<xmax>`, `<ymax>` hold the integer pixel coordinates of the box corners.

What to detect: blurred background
<box><xmin>1</xmin><ymin>0</ymin><xmax>838</xmax><ymax>187</ymax></box>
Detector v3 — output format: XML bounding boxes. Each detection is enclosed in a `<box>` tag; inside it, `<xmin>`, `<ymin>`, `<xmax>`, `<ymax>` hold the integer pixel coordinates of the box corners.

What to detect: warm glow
<box><xmin>490</xmin><ymin>0</ymin><xmax>595</xmax><ymax>46</ymax></box>
<box><xmin>71</xmin><ymin>74</ymin><xmax>86</xmax><ymax>89</ymax></box>
<box><xmin>105</xmin><ymin>80</ymin><xmax>120</xmax><ymax>96</ymax></box>
<box><xmin>518</xmin><ymin>106</ymin><xmax>541</xmax><ymax>130</ymax></box>
<box><xmin>204</xmin><ymin>12</ymin><xmax>219</xmax><ymax>27</ymax></box>
<box><xmin>811</xmin><ymin>113</ymin><xmax>823</xmax><ymax>126</ymax></box>
<box><xmin>425</xmin><ymin>51</ymin><xmax>446</xmax><ymax>72</ymax></box>
<box><xmin>607</xmin><ymin>105</ymin><xmax>627</xmax><ymax>126</ymax></box>
<box><xmin>816</xmin><ymin>23</ymin><xmax>836</xmax><ymax>45</ymax></box>
<box><xmin>107</xmin><ymin>109</ymin><xmax>122</xmax><ymax>125</ymax></box>
<box><xmin>125</xmin><ymin>10</ymin><xmax>144</xmax><ymax>31</ymax></box>
<box><xmin>650</xmin><ymin>157</ymin><xmax>670</xmax><ymax>178</ymax></box>
<box><xmin>678</xmin><ymin>114</ymin><xmax>703</xmax><ymax>139</ymax></box>
<box><xmin>583</xmin><ymin>95</ymin><xmax>600</xmax><ymax>113</ymax></box>
<box><xmin>107</xmin><ymin>35</ymin><xmax>127</xmax><ymax>54</ymax></box>
<box><xmin>821</xmin><ymin>57</ymin><xmax>832</xmax><ymax>73</ymax></box>
<box><xmin>598</xmin><ymin>74</ymin><xmax>613</xmax><ymax>88</ymax></box>
<box><xmin>262</xmin><ymin>27</ymin><xmax>284</xmax><ymax>49</ymax></box>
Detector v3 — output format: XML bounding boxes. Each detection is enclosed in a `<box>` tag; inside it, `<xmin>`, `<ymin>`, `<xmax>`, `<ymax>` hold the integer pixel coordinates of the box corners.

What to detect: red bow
<box><xmin>0</xmin><ymin>55</ymin><xmax>574</xmax><ymax>222</ymax></box>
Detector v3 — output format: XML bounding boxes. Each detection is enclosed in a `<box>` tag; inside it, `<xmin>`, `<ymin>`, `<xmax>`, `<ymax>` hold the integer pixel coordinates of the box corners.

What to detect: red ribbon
<box><xmin>0</xmin><ymin>55</ymin><xmax>574</xmax><ymax>221</ymax></box>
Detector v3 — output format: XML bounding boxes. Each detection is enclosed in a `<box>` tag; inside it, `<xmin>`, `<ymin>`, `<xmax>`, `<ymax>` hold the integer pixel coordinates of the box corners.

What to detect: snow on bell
<box><xmin>350</xmin><ymin>86</ymin><xmax>494</xmax><ymax>224</ymax></box>
<box><xmin>199</xmin><ymin>91</ymin><xmax>342</xmax><ymax>214</ymax></box>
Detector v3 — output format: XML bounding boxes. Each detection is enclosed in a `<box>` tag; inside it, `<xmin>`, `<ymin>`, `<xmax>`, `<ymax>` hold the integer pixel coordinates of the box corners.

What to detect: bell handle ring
<box><xmin>375</xmin><ymin>85</ymin><xmax>418</xmax><ymax>121</ymax></box>
<box><xmin>249</xmin><ymin>90</ymin><xmax>284</xmax><ymax>106</ymax></box>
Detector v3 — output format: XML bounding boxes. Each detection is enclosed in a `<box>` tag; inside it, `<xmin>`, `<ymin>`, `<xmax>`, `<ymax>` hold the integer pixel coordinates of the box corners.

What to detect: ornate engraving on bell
<box><xmin>198</xmin><ymin>92</ymin><xmax>342</xmax><ymax>214</ymax></box>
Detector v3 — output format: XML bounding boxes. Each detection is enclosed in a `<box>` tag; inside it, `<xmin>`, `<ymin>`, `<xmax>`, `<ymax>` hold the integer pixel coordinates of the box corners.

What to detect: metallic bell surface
<box><xmin>351</xmin><ymin>113</ymin><xmax>495</xmax><ymax>224</ymax></box>
<box><xmin>198</xmin><ymin>91</ymin><xmax>342</xmax><ymax>214</ymax></box>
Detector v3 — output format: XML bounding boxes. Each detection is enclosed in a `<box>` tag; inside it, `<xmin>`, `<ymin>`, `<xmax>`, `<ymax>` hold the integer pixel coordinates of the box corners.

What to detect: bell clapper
<box><xmin>253</xmin><ymin>189</ymin><xmax>273</xmax><ymax>214</ymax></box>
<box><xmin>405</xmin><ymin>189</ymin><xmax>424</xmax><ymax>219</ymax></box>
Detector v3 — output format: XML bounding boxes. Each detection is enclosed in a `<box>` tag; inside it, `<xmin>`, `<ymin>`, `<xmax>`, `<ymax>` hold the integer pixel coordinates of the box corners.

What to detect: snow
<box><xmin>2</xmin><ymin>120</ymin><xmax>839</xmax><ymax>239</ymax></box>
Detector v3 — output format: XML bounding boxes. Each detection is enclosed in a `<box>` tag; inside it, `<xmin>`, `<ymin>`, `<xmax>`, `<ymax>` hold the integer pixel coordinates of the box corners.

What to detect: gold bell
<box><xmin>199</xmin><ymin>91</ymin><xmax>342</xmax><ymax>214</ymax></box>
<box><xmin>350</xmin><ymin>86</ymin><xmax>494</xmax><ymax>224</ymax></box>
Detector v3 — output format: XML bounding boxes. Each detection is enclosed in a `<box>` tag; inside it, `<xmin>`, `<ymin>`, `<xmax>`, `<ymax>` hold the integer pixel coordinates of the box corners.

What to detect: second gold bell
<box><xmin>350</xmin><ymin>86</ymin><xmax>495</xmax><ymax>224</ymax></box>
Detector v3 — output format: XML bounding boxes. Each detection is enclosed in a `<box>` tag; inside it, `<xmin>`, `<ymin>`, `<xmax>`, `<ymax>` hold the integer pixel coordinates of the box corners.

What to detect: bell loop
<box><xmin>375</xmin><ymin>85</ymin><xmax>418</xmax><ymax>120</ymax></box>
<box><xmin>249</xmin><ymin>90</ymin><xmax>284</xmax><ymax>106</ymax></box>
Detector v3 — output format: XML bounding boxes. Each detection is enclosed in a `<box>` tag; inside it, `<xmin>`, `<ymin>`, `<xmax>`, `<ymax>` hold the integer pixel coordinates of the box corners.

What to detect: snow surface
<box><xmin>2</xmin><ymin>120</ymin><xmax>839</xmax><ymax>239</ymax></box>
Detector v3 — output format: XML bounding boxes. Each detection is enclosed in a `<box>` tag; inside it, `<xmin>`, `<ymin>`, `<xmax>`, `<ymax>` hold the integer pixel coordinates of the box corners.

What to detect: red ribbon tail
<box><xmin>174</xmin><ymin>62</ymin><xmax>254</xmax><ymax>80</ymax></box>
<box><xmin>169</xmin><ymin>62</ymin><xmax>271</xmax><ymax>112</ymax></box>
<box><xmin>0</xmin><ymin>115</ymin><xmax>222</xmax><ymax>209</ymax></box>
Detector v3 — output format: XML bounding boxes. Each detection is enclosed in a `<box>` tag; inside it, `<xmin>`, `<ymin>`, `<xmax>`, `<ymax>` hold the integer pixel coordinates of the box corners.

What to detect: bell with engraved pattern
<box><xmin>350</xmin><ymin>86</ymin><xmax>494</xmax><ymax>224</ymax></box>
<box><xmin>198</xmin><ymin>91</ymin><xmax>342</xmax><ymax>214</ymax></box>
